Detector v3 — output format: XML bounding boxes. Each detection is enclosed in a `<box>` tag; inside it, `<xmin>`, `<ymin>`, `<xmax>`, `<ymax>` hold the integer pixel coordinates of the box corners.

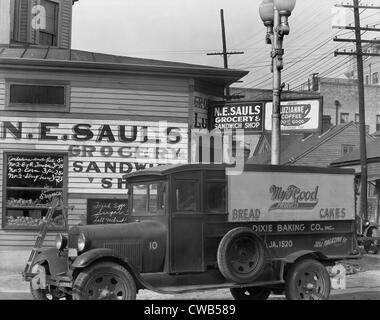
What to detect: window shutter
<box><xmin>12</xmin><ymin>0</ymin><xmax>30</xmax><ymax>43</ymax></box>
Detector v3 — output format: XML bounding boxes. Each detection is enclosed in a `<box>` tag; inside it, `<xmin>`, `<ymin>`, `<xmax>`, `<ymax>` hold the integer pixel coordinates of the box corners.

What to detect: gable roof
<box><xmin>253</xmin><ymin>133</ymin><xmax>304</xmax><ymax>156</ymax></box>
<box><xmin>0</xmin><ymin>47</ymin><xmax>248</xmax><ymax>86</ymax></box>
<box><xmin>248</xmin><ymin>122</ymin><xmax>368</xmax><ymax>165</ymax></box>
<box><xmin>331</xmin><ymin>138</ymin><xmax>380</xmax><ymax>166</ymax></box>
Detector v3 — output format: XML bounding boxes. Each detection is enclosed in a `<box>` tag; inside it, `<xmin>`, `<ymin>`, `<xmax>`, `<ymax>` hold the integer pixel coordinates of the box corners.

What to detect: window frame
<box><xmin>376</xmin><ymin>115</ymin><xmax>380</xmax><ymax>132</ymax></box>
<box><xmin>37</xmin><ymin>0</ymin><xmax>60</xmax><ymax>46</ymax></box>
<box><xmin>11</xmin><ymin>0</ymin><xmax>61</xmax><ymax>47</ymax></box>
<box><xmin>172</xmin><ymin>179</ymin><xmax>200</xmax><ymax>214</ymax></box>
<box><xmin>130</xmin><ymin>181</ymin><xmax>167</xmax><ymax>217</ymax></box>
<box><xmin>205</xmin><ymin>180</ymin><xmax>227</xmax><ymax>214</ymax></box>
<box><xmin>340</xmin><ymin>112</ymin><xmax>349</xmax><ymax>124</ymax></box>
<box><xmin>355</xmin><ymin>113</ymin><xmax>360</xmax><ymax>124</ymax></box>
<box><xmin>341</xmin><ymin>144</ymin><xmax>355</xmax><ymax>156</ymax></box>
<box><xmin>373</xmin><ymin>72</ymin><xmax>379</xmax><ymax>85</ymax></box>
<box><xmin>5</xmin><ymin>79</ymin><xmax>70</xmax><ymax>113</ymax></box>
<box><xmin>2</xmin><ymin>151</ymin><xmax>68</xmax><ymax>231</ymax></box>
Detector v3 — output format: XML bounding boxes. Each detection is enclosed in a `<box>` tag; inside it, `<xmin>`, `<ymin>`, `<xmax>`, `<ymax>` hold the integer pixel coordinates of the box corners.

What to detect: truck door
<box><xmin>170</xmin><ymin>171</ymin><xmax>204</xmax><ymax>273</ymax></box>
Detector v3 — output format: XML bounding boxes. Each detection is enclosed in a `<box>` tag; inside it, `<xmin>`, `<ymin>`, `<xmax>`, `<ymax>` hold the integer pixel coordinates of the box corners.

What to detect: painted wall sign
<box><xmin>87</xmin><ymin>199</ymin><xmax>129</xmax><ymax>225</ymax></box>
<box><xmin>228</xmin><ymin>171</ymin><xmax>355</xmax><ymax>222</ymax></box>
<box><xmin>264</xmin><ymin>99</ymin><xmax>321</xmax><ymax>132</ymax></box>
<box><xmin>212</xmin><ymin>102</ymin><xmax>264</xmax><ymax>132</ymax></box>
<box><xmin>0</xmin><ymin>117</ymin><xmax>188</xmax><ymax>194</ymax></box>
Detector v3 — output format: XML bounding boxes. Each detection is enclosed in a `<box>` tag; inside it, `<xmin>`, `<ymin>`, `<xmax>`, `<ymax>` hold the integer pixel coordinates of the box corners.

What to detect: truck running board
<box><xmin>146</xmin><ymin>280</ymin><xmax>284</xmax><ymax>295</ymax></box>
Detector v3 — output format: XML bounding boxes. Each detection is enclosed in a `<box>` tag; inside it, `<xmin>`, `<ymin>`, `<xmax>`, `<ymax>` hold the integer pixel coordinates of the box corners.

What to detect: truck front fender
<box><xmin>72</xmin><ymin>248</ymin><xmax>136</xmax><ymax>270</ymax></box>
<box><xmin>34</xmin><ymin>248</ymin><xmax>68</xmax><ymax>276</ymax></box>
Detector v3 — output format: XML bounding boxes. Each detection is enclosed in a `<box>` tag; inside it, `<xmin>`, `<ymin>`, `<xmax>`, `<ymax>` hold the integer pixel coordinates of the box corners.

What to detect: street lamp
<box><xmin>259</xmin><ymin>0</ymin><xmax>296</xmax><ymax>165</ymax></box>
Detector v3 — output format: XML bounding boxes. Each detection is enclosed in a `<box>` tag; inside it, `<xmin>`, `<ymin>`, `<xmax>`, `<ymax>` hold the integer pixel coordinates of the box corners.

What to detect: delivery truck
<box><xmin>24</xmin><ymin>164</ymin><xmax>361</xmax><ymax>300</ymax></box>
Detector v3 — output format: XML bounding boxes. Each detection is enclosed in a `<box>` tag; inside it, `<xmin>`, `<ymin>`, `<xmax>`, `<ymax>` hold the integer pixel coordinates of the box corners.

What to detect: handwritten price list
<box><xmin>7</xmin><ymin>155</ymin><xmax>64</xmax><ymax>188</ymax></box>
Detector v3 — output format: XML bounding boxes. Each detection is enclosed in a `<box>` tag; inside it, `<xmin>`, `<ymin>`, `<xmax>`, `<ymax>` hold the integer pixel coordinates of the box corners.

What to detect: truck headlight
<box><xmin>55</xmin><ymin>234</ymin><xmax>67</xmax><ymax>251</ymax></box>
<box><xmin>77</xmin><ymin>233</ymin><xmax>88</xmax><ymax>252</ymax></box>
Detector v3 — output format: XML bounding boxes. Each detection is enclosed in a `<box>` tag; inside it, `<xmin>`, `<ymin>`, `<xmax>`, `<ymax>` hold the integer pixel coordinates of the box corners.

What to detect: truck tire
<box><xmin>230</xmin><ymin>287</ymin><xmax>271</xmax><ymax>300</ymax></box>
<box><xmin>217</xmin><ymin>227</ymin><xmax>266</xmax><ymax>284</ymax></box>
<box><xmin>364</xmin><ymin>227</ymin><xmax>379</xmax><ymax>255</ymax></box>
<box><xmin>285</xmin><ymin>259</ymin><xmax>331</xmax><ymax>300</ymax></box>
<box><xmin>72</xmin><ymin>261</ymin><xmax>136</xmax><ymax>300</ymax></box>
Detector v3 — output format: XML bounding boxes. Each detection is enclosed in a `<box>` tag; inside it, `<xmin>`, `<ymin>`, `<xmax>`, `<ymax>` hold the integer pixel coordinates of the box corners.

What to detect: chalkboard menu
<box><xmin>4</xmin><ymin>153</ymin><xmax>66</xmax><ymax>230</ymax></box>
<box><xmin>87</xmin><ymin>199</ymin><xmax>129</xmax><ymax>225</ymax></box>
<box><xmin>7</xmin><ymin>155</ymin><xmax>64</xmax><ymax>188</ymax></box>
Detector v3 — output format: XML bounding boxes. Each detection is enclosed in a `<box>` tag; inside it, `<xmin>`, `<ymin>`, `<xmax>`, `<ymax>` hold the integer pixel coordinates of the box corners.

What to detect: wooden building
<box><xmin>0</xmin><ymin>0</ymin><xmax>247</xmax><ymax>258</ymax></box>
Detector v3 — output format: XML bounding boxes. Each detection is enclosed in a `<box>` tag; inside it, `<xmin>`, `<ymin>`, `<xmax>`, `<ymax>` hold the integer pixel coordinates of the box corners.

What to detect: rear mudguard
<box><xmin>34</xmin><ymin>248</ymin><xmax>68</xmax><ymax>276</ymax></box>
<box><xmin>281</xmin><ymin>250</ymin><xmax>328</xmax><ymax>264</ymax></box>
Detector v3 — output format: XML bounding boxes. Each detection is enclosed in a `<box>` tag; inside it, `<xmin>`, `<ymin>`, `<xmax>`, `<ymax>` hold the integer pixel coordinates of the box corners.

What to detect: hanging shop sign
<box><xmin>264</xmin><ymin>98</ymin><xmax>322</xmax><ymax>132</ymax></box>
<box><xmin>0</xmin><ymin>117</ymin><xmax>188</xmax><ymax>194</ymax></box>
<box><xmin>211</xmin><ymin>102</ymin><xmax>264</xmax><ymax>132</ymax></box>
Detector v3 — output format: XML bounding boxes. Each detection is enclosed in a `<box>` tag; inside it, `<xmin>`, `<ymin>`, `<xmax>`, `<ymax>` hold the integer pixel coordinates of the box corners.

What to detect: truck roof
<box><xmin>123</xmin><ymin>163</ymin><xmax>355</xmax><ymax>181</ymax></box>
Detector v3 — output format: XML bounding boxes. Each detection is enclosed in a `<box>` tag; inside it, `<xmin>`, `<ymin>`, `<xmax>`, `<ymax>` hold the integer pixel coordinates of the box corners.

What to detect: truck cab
<box><xmin>26</xmin><ymin>164</ymin><xmax>361</xmax><ymax>300</ymax></box>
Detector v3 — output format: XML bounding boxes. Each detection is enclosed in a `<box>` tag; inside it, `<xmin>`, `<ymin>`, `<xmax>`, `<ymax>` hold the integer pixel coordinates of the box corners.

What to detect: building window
<box><xmin>341</xmin><ymin>145</ymin><xmax>355</xmax><ymax>156</ymax></box>
<box><xmin>365</xmin><ymin>75</ymin><xmax>370</xmax><ymax>85</ymax></box>
<box><xmin>377</xmin><ymin>115</ymin><xmax>380</xmax><ymax>131</ymax></box>
<box><xmin>355</xmin><ymin>113</ymin><xmax>360</xmax><ymax>124</ymax></box>
<box><xmin>340</xmin><ymin>113</ymin><xmax>349</xmax><ymax>124</ymax></box>
<box><xmin>38</xmin><ymin>0</ymin><xmax>59</xmax><ymax>46</ymax></box>
<box><xmin>3</xmin><ymin>153</ymin><xmax>67</xmax><ymax>230</ymax></box>
<box><xmin>6</xmin><ymin>81</ymin><xmax>69</xmax><ymax>112</ymax></box>
<box><xmin>373</xmin><ymin>72</ymin><xmax>379</xmax><ymax>85</ymax></box>
<box><xmin>12</xmin><ymin>0</ymin><xmax>59</xmax><ymax>46</ymax></box>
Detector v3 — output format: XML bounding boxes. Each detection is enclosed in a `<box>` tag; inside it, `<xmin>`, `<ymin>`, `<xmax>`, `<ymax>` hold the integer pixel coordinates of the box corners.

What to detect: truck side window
<box><xmin>132</xmin><ymin>184</ymin><xmax>148</xmax><ymax>214</ymax></box>
<box><xmin>207</xmin><ymin>182</ymin><xmax>226</xmax><ymax>213</ymax></box>
<box><xmin>175</xmin><ymin>180</ymin><xmax>197</xmax><ymax>212</ymax></box>
<box><xmin>149</xmin><ymin>183</ymin><xmax>166</xmax><ymax>214</ymax></box>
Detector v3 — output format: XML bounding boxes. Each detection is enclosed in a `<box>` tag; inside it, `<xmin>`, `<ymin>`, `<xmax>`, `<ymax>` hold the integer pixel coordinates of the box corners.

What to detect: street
<box><xmin>1</xmin><ymin>255</ymin><xmax>379</xmax><ymax>300</ymax></box>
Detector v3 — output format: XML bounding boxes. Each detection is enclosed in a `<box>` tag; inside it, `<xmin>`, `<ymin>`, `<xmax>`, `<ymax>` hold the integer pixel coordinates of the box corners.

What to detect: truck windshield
<box><xmin>132</xmin><ymin>182</ymin><xmax>166</xmax><ymax>216</ymax></box>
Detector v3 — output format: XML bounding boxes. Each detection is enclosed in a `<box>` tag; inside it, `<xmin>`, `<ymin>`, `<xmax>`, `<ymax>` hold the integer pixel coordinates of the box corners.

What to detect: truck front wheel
<box><xmin>285</xmin><ymin>259</ymin><xmax>331</xmax><ymax>300</ymax></box>
<box><xmin>230</xmin><ymin>287</ymin><xmax>271</xmax><ymax>300</ymax></box>
<box><xmin>72</xmin><ymin>262</ymin><xmax>136</xmax><ymax>300</ymax></box>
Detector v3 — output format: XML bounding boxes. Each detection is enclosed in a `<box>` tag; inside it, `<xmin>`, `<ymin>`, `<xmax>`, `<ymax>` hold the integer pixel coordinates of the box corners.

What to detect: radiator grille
<box><xmin>104</xmin><ymin>241</ymin><xmax>143</xmax><ymax>270</ymax></box>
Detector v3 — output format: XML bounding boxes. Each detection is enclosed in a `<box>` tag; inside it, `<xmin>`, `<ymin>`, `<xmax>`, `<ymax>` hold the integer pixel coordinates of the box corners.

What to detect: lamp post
<box><xmin>259</xmin><ymin>0</ymin><xmax>296</xmax><ymax>165</ymax></box>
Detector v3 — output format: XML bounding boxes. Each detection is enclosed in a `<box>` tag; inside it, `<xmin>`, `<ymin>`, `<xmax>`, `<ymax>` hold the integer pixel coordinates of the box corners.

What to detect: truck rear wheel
<box><xmin>217</xmin><ymin>227</ymin><xmax>266</xmax><ymax>284</ymax></box>
<box><xmin>285</xmin><ymin>259</ymin><xmax>331</xmax><ymax>300</ymax></box>
<box><xmin>72</xmin><ymin>262</ymin><xmax>136</xmax><ymax>300</ymax></box>
<box><xmin>230</xmin><ymin>287</ymin><xmax>271</xmax><ymax>300</ymax></box>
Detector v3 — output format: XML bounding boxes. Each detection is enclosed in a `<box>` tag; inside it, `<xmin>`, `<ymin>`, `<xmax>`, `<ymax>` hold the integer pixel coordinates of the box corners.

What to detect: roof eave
<box><xmin>0</xmin><ymin>58</ymin><xmax>248</xmax><ymax>85</ymax></box>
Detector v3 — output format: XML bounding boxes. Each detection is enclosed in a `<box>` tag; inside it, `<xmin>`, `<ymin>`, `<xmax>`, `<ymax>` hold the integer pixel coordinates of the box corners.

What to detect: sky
<box><xmin>71</xmin><ymin>0</ymin><xmax>380</xmax><ymax>90</ymax></box>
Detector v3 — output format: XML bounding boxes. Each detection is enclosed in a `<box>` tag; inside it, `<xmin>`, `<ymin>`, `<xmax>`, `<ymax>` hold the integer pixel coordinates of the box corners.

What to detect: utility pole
<box><xmin>333</xmin><ymin>1</ymin><xmax>380</xmax><ymax>222</ymax></box>
<box><xmin>207</xmin><ymin>9</ymin><xmax>244</xmax><ymax>100</ymax></box>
